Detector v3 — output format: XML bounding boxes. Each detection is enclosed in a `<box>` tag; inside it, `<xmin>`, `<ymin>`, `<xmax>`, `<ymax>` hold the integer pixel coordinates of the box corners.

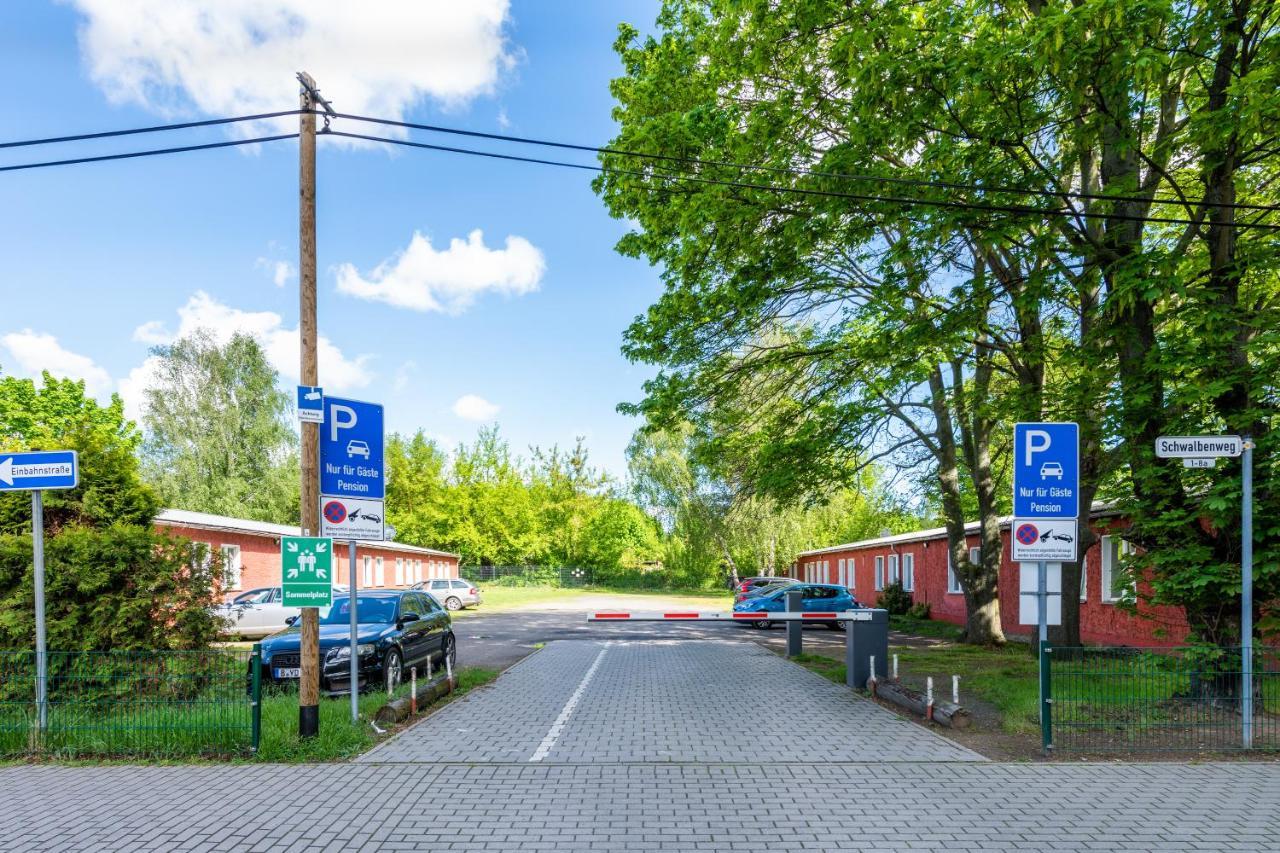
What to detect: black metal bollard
<box><xmin>846</xmin><ymin>609</ymin><xmax>889</xmax><ymax>688</ymax></box>
<box><xmin>786</xmin><ymin>589</ymin><xmax>803</xmax><ymax>657</ymax></box>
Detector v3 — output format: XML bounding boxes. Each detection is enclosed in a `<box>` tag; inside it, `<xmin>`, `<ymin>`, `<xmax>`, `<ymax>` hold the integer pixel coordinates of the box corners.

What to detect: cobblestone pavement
<box><xmin>362</xmin><ymin>640</ymin><xmax>981</xmax><ymax>763</ymax></box>
<box><xmin>4</xmin><ymin>639</ymin><xmax>1279</xmax><ymax>851</ymax></box>
<box><xmin>2</xmin><ymin>761</ymin><xmax>1277</xmax><ymax>851</ymax></box>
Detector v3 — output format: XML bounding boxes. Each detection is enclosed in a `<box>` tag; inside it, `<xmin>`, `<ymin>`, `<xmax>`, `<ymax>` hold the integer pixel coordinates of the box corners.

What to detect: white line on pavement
<box><xmin>529</xmin><ymin>642</ymin><xmax>610</xmax><ymax>762</ymax></box>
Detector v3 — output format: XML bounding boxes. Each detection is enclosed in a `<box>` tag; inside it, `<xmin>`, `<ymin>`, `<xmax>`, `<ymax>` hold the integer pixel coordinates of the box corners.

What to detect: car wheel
<box><xmin>383</xmin><ymin>648</ymin><xmax>403</xmax><ymax>694</ymax></box>
<box><xmin>835</xmin><ymin>620</ymin><xmax>849</xmax><ymax>631</ymax></box>
<box><xmin>440</xmin><ymin>632</ymin><xmax>456</xmax><ymax>669</ymax></box>
<box><xmin>444</xmin><ymin>596</ymin><xmax>462</xmax><ymax>611</ymax></box>
<box><xmin>753</xmin><ymin>619</ymin><xmax>773</xmax><ymax>630</ymax></box>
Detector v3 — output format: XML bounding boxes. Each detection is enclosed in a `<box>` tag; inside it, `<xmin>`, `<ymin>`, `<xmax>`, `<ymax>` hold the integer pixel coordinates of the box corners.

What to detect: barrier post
<box><xmin>845</xmin><ymin>608</ymin><xmax>889</xmax><ymax>688</ymax></box>
<box><xmin>785</xmin><ymin>589</ymin><xmax>803</xmax><ymax>657</ymax></box>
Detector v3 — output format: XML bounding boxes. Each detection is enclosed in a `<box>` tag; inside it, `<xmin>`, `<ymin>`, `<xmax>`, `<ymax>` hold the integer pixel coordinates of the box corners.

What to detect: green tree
<box><xmin>0</xmin><ymin>372</ymin><xmax>157</xmax><ymax>533</ymax></box>
<box><xmin>140</xmin><ymin>331</ymin><xmax>299</xmax><ymax>524</ymax></box>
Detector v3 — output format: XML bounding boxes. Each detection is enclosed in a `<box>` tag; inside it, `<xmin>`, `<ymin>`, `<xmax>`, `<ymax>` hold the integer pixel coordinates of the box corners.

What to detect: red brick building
<box><xmin>794</xmin><ymin>506</ymin><xmax>1190</xmax><ymax>646</ymax></box>
<box><xmin>155</xmin><ymin>509</ymin><xmax>459</xmax><ymax>600</ymax></box>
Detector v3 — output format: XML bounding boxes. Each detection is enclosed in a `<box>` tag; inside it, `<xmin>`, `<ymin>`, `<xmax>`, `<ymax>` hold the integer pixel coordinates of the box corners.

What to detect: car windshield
<box><xmin>318</xmin><ymin>596</ymin><xmax>398</xmax><ymax>625</ymax></box>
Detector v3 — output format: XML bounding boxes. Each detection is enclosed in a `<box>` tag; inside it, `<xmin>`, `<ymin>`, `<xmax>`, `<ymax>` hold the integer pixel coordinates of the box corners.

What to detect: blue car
<box><xmin>732</xmin><ymin>583</ymin><xmax>862</xmax><ymax>630</ymax></box>
<box><xmin>256</xmin><ymin>590</ymin><xmax>455</xmax><ymax>695</ymax></box>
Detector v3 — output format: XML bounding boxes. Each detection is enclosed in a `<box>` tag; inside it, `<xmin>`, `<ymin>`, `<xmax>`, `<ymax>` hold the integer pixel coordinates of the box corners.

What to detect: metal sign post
<box><xmin>349</xmin><ymin>539</ymin><xmax>359</xmax><ymax>723</ymax></box>
<box><xmin>1242</xmin><ymin>438</ymin><xmax>1254</xmax><ymax>749</ymax></box>
<box><xmin>0</xmin><ymin>450</ymin><xmax>79</xmax><ymax>733</ymax></box>
<box><xmin>31</xmin><ymin>490</ymin><xmax>47</xmax><ymax>730</ymax></box>
<box><xmin>1154</xmin><ymin>434</ymin><xmax>1251</xmax><ymax>747</ymax></box>
<box><xmin>1012</xmin><ymin>423</ymin><xmax>1078</xmax><ymax>755</ymax></box>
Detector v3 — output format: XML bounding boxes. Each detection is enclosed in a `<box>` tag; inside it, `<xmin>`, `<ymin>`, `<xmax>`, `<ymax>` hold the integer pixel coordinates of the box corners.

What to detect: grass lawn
<box><xmin>254</xmin><ymin>666</ymin><xmax>497</xmax><ymax>762</ymax></box>
<box><xmin>454</xmin><ymin>583</ymin><xmax>730</xmax><ymax>616</ymax></box>
<box><xmin>1</xmin><ymin>666</ymin><xmax>498</xmax><ymax>762</ymax></box>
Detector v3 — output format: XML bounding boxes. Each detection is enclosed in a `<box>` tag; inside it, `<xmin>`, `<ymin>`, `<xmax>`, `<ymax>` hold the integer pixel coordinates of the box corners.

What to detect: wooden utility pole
<box><xmin>297</xmin><ymin>71</ymin><xmax>322</xmax><ymax>738</ymax></box>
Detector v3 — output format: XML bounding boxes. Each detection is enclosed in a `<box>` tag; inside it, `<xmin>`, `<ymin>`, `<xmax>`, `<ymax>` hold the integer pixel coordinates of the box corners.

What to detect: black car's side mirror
<box><xmin>285</xmin><ymin>615</ymin><xmax>299</xmax><ymax>626</ymax></box>
<box><xmin>399</xmin><ymin>613</ymin><xmax>419</xmax><ymax>625</ymax></box>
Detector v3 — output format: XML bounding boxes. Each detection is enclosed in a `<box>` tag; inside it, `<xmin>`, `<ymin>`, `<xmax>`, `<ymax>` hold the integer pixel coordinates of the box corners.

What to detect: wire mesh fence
<box><xmin>1047</xmin><ymin>645</ymin><xmax>1280</xmax><ymax>752</ymax></box>
<box><xmin>462</xmin><ymin>565</ymin><xmax>597</xmax><ymax>586</ymax></box>
<box><xmin>0</xmin><ymin>647</ymin><xmax>260</xmax><ymax>758</ymax></box>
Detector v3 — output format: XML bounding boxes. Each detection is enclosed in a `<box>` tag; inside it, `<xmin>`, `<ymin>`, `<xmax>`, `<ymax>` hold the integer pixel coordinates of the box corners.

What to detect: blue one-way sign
<box><xmin>0</xmin><ymin>450</ymin><xmax>78</xmax><ymax>491</ymax></box>
<box><xmin>319</xmin><ymin>397</ymin><xmax>384</xmax><ymax>500</ymax></box>
<box><xmin>1013</xmin><ymin>422</ymin><xmax>1078</xmax><ymax>518</ymax></box>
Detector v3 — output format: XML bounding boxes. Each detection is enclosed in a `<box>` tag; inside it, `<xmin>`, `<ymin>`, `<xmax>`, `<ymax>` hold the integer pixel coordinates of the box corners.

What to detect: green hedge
<box><xmin>0</xmin><ymin>524</ymin><xmax>224</xmax><ymax>652</ymax></box>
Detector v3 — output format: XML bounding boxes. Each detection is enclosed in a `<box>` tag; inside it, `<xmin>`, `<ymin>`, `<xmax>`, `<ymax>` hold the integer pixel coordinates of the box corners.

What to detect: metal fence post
<box><xmin>785</xmin><ymin>589</ymin><xmax>803</xmax><ymax>657</ymax></box>
<box><xmin>1040</xmin><ymin>640</ymin><xmax>1052</xmax><ymax>755</ymax></box>
<box><xmin>251</xmin><ymin>643</ymin><xmax>262</xmax><ymax>754</ymax></box>
<box><xmin>1241</xmin><ymin>437</ymin><xmax>1254</xmax><ymax>749</ymax></box>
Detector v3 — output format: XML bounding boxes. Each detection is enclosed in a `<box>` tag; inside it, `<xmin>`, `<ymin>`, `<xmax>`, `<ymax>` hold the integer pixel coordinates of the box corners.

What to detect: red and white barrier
<box><xmin>587</xmin><ymin>610</ymin><xmax>871</xmax><ymax>622</ymax></box>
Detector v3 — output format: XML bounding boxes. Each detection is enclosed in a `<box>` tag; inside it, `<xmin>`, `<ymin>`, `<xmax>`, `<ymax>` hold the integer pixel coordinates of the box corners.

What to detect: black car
<box><xmin>256</xmin><ymin>590</ymin><xmax>455</xmax><ymax>694</ymax></box>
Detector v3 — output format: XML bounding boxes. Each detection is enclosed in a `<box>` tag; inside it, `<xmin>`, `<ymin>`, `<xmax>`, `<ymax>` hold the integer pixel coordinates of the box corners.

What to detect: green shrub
<box><xmin>0</xmin><ymin>524</ymin><xmax>224</xmax><ymax>652</ymax></box>
<box><xmin>877</xmin><ymin>581</ymin><xmax>914</xmax><ymax>615</ymax></box>
<box><xmin>907</xmin><ymin>601</ymin><xmax>932</xmax><ymax>620</ymax></box>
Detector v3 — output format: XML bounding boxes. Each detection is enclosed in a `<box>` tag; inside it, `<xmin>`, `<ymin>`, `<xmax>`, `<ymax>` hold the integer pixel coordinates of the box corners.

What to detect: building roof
<box><xmin>794</xmin><ymin>500</ymin><xmax>1122</xmax><ymax>559</ymax></box>
<box><xmin>154</xmin><ymin>508</ymin><xmax>458</xmax><ymax>559</ymax></box>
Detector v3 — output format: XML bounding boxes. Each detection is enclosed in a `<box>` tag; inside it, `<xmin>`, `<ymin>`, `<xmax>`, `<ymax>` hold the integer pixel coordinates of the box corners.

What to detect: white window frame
<box><xmin>823</xmin><ymin>559</ymin><xmax>830</xmax><ymax>582</ymax></box>
<box><xmin>220</xmin><ymin>544</ymin><xmax>242</xmax><ymax>590</ymax></box>
<box><xmin>837</xmin><ymin>558</ymin><xmax>846</xmax><ymax>587</ymax></box>
<box><xmin>874</xmin><ymin>555</ymin><xmax>884</xmax><ymax>590</ymax></box>
<box><xmin>902</xmin><ymin>553</ymin><xmax>914</xmax><ymax>592</ymax></box>
<box><xmin>847</xmin><ymin>557</ymin><xmax>854</xmax><ymax>589</ymax></box>
<box><xmin>888</xmin><ymin>553</ymin><xmax>900</xmax><ymax>586</ymax></box>
<box><xmin>1080</xmin><ymin>558</ymin><xmax>1088</xmax><ymax>602</ymax></box>
<box><xmin>1101</xmin><ymin>535</ymin><xmax>1134</xmax><ymax>603</ymax></box>
<box><xmin>415</xmin><ymin>560</ymin><xmax>423</xmax><ymax>583</ymax></box>
<box><xmin>362</xmin><ymin>555</ymin><xmax>372</xmax><ymax>587</ymax></box>
<box><xmin>375</xmin><ymin>556</ymin><xmax>385</xmax><ymax>587</ymax></box>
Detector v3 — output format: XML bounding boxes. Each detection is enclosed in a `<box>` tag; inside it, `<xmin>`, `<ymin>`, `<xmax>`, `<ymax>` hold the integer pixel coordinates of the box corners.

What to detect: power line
<box><xmin>0</xmin><ymin>110</ymin><xmax>303</xmax><ymax>150</ymax></box>
<box><xmin>331</xmin><ymin>111</ymin><xmax>1280</xmax><ymax>216</ymax></box>
<box><xmin>324</xmin><ymin>130</ymin><xmax>1280</xmax><ymax>231</ymax></box>
<box><xmin>0</xmin><ymin>134</ymin><xmax>299</xmax><ymax>174</ymax></box>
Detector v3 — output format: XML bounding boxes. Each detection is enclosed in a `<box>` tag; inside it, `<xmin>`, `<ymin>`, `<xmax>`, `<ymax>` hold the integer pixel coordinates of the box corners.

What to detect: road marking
<box><xmin>529</xmin><ymin>643</ymin><xmax>609</xmax><ymax>762</ymax></box>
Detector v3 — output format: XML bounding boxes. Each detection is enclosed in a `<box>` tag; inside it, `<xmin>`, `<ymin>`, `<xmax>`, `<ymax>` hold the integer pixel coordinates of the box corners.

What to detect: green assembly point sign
<box><xmin>281</xmin><ymin>536</ymin><xmax>333</xmax><ymax>607</ymax></box>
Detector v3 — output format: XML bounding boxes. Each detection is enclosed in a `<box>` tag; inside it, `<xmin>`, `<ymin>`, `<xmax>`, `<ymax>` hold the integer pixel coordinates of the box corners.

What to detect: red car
<box><xmin>734</xmin><ymin>576</ymin><xmax>796</xmax><ymax>603</ymax></box>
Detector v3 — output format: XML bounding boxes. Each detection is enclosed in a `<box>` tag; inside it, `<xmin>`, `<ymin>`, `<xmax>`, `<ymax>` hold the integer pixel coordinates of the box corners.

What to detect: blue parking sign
<box><xmin>319</xmin><ymin>397</ymin><xmax>384</xmax><ymax>500</ymax></box>
<box><xmin>1013</xmin><ymin>422</ymin><xmax>1078</xmax><ymax>518</ymax></box>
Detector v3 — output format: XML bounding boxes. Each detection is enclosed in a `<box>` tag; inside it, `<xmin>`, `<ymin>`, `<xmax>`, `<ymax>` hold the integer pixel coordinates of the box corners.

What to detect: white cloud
<box><xmin>257</xmin><ymin>257</ymin><xmax>295</xmax><ymax>287</ymax></box>
<box><xmin>123</xmin><ymin>291</ymin><xmax>373</xmax><ymax>417</ymax></box>
<box><xmin>69</xmin><ymin>1</ymin><xmax>515</xmax><ymax>139</ymax></box>
<box><xmin>117</xmin><ymin>355</ymin><xmax>162</xmax><ymax>423</ymax></box>
<box><xmin>1</xmin><ymin>330</ymin><xmax>113</xmax><ymax>398</ymax></box>
<box><xmin>392</xmin><ymin>360</ymin><xmax>417</xmax><ymax>393</ymax></box>
<box><xmin>452</xmin><ymin>394</ymin><xmax>499</xmax><ymax>422</ymax></box>
<box><xmin>335</xmin><ymin>229</ymin><xmax>545</xmax><ymax>314</ymax></box>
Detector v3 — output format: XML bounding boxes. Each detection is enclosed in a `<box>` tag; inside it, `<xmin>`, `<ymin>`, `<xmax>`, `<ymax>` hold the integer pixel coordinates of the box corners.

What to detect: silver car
<box><xmin>215</xmin><ymin>585</ymin><xmax>349</xmax><ymax>638</ymax></box>
<box><xmin>412</xmin><ymin>578</ymin><xmax>481</xmax><ymax>611</ymax></box>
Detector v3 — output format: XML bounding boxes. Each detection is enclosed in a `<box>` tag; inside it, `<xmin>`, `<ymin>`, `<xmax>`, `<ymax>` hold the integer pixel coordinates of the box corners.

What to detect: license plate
<box><xmin>274</xmin><ymin>667</ymin><xmax>301</xmax><ymax>679</ymax></box>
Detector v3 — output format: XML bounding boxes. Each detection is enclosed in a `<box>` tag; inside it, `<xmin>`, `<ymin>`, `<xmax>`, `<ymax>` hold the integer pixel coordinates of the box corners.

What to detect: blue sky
<box><xmin>0</xmin><ymin>0</ymin><xmax>662</xmax><ymax>479</ymax></box>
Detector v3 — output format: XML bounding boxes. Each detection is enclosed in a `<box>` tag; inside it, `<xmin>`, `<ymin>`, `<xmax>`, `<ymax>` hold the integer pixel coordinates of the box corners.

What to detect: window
<box><xmin>847</xmin><ymin>557</ymin><xmax>854</xmax><ymax>589</ymax></box>
<box><xmin>452</xmin><ymin>579</ymin><xmax>470</xmax><ymax>589</ymax></box>
<box><xmin>874</xmin><ymin>556</ymin><xmax>884</xmax><ymax>590</ymax></box>
<box><xmin>838</xmin><ymin>558</ymin><xmax>846</xmax><ymax>587</ymax></box>
<box><xmin>888</xmin><ymin>554</ymin><xmax>899</xmax><ymax>585</ymax></box>
<box><xmin>948</xmin><ymin>546</ymin><xmax>981</xmax><ymax>594</ymax></box>
<box><xmin>431</xmin><ymin>580</ymin><xmax>450</xmax><ymax>591</ymax></box>
<box><xmin>394</xmin><ymin>558</ymin><xmax>404</xmax><ymax>586</ymax></box>
<box><xmin>220</xmin><ymin>544</ymin><xmax>242</xmax><ymax>589</ymax></box>
<box><xmin>415</xmin><ymin>560</ymin><xmax>423</xmax><ymax>583</ymax></box>
<box><xmin>1101</xmin><ymin>535</ymin><xmax>1133</xmax><ymax>603</ymax></box>
<box><xmin>1080</xmin><ymin>560</ymin><xmax>1088</xmax><ymax>602</ymax></box>
<box><xmin>363</xmin><ymin>555</ymin><xmax>373</xmax><ymax>587</ymax></box>
<box><xmin>902</xmin><ymin>553</ymin><xmax>914</xmax><ymax>592</ymax></box>
<box><xmin>375</xmin><ymin>557</ymin><xmax>385</xmax><ymax>587</ymax></box>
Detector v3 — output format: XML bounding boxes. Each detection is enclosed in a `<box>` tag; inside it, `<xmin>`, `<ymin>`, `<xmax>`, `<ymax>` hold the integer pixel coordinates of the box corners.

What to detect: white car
<box><xmin>215</xmin><ymin>585</ymin><xmax>348</xmax><ymax>638</ymax></box>
<box><xmin>412</xmin><ymin>578</ymin><xmax>482</xmax><ymax>611</ymax></box>
<box><xmin>1040</xmin><ymin>461</ymin><xmax>1064</xmax><ymax>480</ymax></box>
<box><xmin>347</xmin><ymin>440</ymin><xmax>370</xmax><ymax>459</ymax></box>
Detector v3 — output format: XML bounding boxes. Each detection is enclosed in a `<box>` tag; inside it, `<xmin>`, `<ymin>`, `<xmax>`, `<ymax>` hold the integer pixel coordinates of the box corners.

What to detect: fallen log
<box><xmin>374</xmin><ymin>674</ymin><xmax>454</xmax><ymax>725</ymax></box>
<box><xmin>868</xmin><ymin>678</ymin><xmax>971</xmax><ymax>729</ymax></box>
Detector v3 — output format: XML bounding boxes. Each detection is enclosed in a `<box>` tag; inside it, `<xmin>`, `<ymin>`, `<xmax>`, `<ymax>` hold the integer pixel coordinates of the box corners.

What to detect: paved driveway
<box><xmin>3</xmin><ymin>638</ymin><xmax>1279</xmax><ymax>851</ymax></box>
<box><xmin>363</xmin><ymin>640</ymin><xmax>981</xmax><ymax>763</ymax></box>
